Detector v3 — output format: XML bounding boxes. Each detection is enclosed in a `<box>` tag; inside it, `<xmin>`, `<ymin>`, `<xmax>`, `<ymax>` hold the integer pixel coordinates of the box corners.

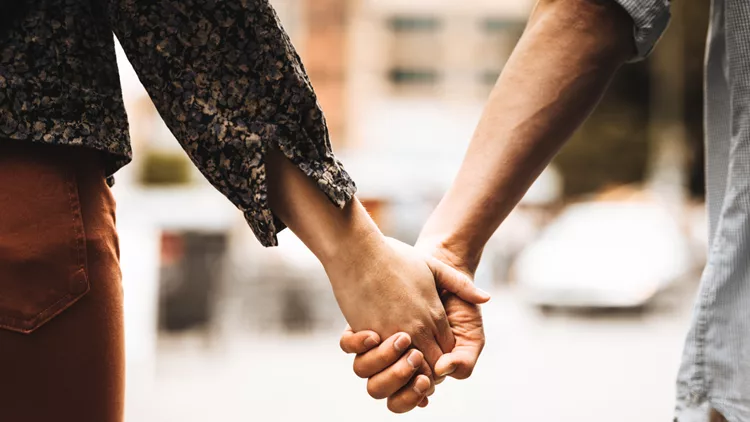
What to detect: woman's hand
<box><xmin>339</xmin><ymin>329</ymin><xmax>435</xmax><ymax>413</ymax></box>
<box><xmin>267</xmin><ymin>147</ymin><xmax>458</xmax><ymax>366</ymax></box>
<box><xmin>325</xmin><ymin>236</ymin><xmax>456</xmax><ymax>368</ymax></box>
<box><xmin>264</xmin><ymin>146</ymin><xmax>487</xmax><ymax>406</ymax></box>
<box><xmin>339</xmin><ymin>239</ymin><xmax>488</xmax><ymax>413</ymax></box>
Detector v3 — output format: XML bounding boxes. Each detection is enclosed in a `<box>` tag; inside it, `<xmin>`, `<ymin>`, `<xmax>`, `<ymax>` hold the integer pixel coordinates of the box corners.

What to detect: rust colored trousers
<box><xmin>0</xmin><ymin>142</ymin><xmax>124</xmax><ymax>422</ymax></box>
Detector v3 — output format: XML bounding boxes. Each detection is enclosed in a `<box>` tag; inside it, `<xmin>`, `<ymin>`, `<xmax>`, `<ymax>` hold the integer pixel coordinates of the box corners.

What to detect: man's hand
<box><xmin>326</xmin><ymin>236</ymin><xmax>454</xmax><ymax>370</ymax></box>
<box><xmin>417</xmin><ymin>241</ymin><xmax>487</xmax><ymax>381</ymax></box>
<box><xmin>433</xmin><ymin>294</ymin><xmax>484</xmax><ymax>380</ymax></box>
<box><xmin>340</xmin><ymin>242</ymin><xmax>487</xmax><ymax>413</ymax></box>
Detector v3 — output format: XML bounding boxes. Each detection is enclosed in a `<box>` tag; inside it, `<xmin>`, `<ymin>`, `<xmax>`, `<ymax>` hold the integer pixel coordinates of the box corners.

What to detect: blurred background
<box><xmin>113</xmin><ymin>1</ymin><xmax>710</xmax><ymax>421</ymax></box>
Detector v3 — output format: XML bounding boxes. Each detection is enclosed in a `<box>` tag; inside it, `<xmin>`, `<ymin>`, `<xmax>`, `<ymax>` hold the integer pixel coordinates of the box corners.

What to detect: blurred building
<box><xmin>113</xmin><ymin>0</ymin><xmax>548</xmax><ymax>334</ymax></box>
<box><xmin>117</xmin><ymin>0</ymin><xmax>539</xmax><ymax>198</ymax></box>
<box><xmin>287</xmin><ymin>0</ymin><xmax>547</xmax><ymax>240</ymax></box>
<box><xmin>294</xmin><ymin>0</ymin><xmax>533</xmax><ymax>148</ymax></box>
<box><xmin>300</xmin><ymin>0</ymin><xmax>535</xmax><ymax>201</ymax></box>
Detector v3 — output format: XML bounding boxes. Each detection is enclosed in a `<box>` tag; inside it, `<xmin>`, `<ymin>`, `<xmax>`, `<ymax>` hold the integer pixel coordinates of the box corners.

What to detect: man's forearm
<box><xmin>419</xmin><ymin>0</ymin><xmax>635</xmax><ymax>271</ymax></box>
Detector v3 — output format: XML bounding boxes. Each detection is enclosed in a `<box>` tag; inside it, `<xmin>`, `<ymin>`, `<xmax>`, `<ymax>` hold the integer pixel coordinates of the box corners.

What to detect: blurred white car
<box><xmin>513</xmin><ymin>200</ymin><xmax>693</xmax><ymax>308</ymax></box>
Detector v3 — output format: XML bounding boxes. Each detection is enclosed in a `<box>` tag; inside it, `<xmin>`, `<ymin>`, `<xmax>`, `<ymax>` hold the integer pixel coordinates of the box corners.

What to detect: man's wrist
<box><xmin>415</xmin><ymin>232</ymin><xmax>483</xmax><ymax>276</ymax></box>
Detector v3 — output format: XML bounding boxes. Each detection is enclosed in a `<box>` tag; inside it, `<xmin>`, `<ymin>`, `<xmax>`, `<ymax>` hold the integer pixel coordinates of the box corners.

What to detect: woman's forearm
<box><xmin>266</xmin><ymin>146</ymin><xmax>458</xmax><ymax>368</ymax></box>
<box><xmin>419</xmin><ymin>0</ymin><xmax>635</xmax><ymax>270</ymax></box>
<box><xmin>265</xmin><ymin>146</ymin><xmax>382</xmax><ymax>274</ymax></box>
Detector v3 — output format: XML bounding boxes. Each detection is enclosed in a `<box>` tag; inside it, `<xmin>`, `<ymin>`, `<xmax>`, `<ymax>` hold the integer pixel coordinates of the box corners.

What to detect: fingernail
<box><xmin>394</xmin><ymin>334</ymin><xmax>411</xmax><ymax>352</ymax></box>
<box><xmin>436</xmin><ymin>365</ymin><xmax>455</xmax><ymax>378</ymax></box>
<box><xmin>363</xmin><ymin>336</ymin><xmax>379</xmax><ymax>348</ymax></box>
<box><xmin>413</xmin><ymin>377</ymin><xmax>430</xmax><ymax>395</ymax></box>
<box><xmin>406</xmin><ymin>350</ymin><xmax>422</xmax><ymax>369</ymax></box>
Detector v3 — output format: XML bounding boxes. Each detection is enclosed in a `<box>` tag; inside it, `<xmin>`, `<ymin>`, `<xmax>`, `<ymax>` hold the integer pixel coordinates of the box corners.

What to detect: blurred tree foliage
<box><xmin>140</xmin><ymin>150</ymin><xmax>192</xmax><ymax>186</ymax></box>
<box><xmin>553</xmin><ymin>3</ymin><xmax>710</xmax><ymax>198</ymax></box>
<box><xmin>553</xmin><ymin>62</ymin><xmax>651</xmax><ymax>197</ymax></box>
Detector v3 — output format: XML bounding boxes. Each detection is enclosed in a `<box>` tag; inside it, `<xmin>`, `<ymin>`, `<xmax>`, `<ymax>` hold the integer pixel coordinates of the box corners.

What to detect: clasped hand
<box><xmin>325</xmin><ymin>236</ymin><xmax>488</xmax><ymax>413</ymax></box>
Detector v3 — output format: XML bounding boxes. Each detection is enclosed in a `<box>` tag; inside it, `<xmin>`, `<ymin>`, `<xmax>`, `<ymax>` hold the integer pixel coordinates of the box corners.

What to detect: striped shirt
<box><xmin>616</xmin><ymin>1</ymin><xmax>750</xmax><ymax>420</ymax></box>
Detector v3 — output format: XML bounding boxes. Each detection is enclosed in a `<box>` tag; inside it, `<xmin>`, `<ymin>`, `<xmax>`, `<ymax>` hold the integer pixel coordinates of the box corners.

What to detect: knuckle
<box><xmin>339</xmin><ymin>337</ymin><xmax>349</xmax><ymax>352</ymax></box>
<box><xmin>395</xmin><ymin>363</ymin><xmax>414</xmax><ymax>380</ymax></box>
<box><xmin>367</xmin><ymin>381</ymin><xmax>387</xmax><ymax>400</ymax></box>
<box><xmin>412</xmin><ymin>323</ymin><xmax>431</xmax><ymax>339</ymax></box>
<box><xmin>453</xmin><ymin>275</ymin><xmax>469</xmax><ymax>290</ymax></box>
<box><xmin>430</xmin><ymin>307</ymin><xmax>448</xmax><ymax>324</ymax></box>
<box><xmin>353</xmin><ymin>360</ymin><xmax>369</xmax><ymax>378</ymax></box>
<box><xmin>377</xmin><ymin>349</ymin><xmax>398</xmax><ymax>366</ymax></box>
<box><xmin>387</xmin><ymin>399</ymin><xmax>408</xmax><ymax>414</ymax></box>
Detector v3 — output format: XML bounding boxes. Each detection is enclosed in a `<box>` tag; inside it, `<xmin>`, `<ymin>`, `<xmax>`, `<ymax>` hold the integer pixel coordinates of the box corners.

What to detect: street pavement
<box><xmin>125</xmin><ymin>280</ymin><xmax>698</xmax><ymax>422</ymax></box>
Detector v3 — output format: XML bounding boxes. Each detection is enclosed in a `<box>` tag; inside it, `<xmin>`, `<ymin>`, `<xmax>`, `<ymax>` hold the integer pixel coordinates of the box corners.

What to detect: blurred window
<box><xmin>388</xmin><ymin>69</ymin><xmax>439</xmax><ymax>84</ymax></box>
<box><xmin>386</xmin><ymin>16</ymin><xmax>443</xmax><ymax>96</ymax></box>
<box><xmin>388</xmin><ymin>16</ymin><xmax>441</xmax><ymax>32</ymax></box>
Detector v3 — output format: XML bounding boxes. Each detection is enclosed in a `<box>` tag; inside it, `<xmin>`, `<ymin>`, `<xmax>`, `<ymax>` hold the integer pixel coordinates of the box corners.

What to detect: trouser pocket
<box><xmin>0</xmin><ymin>143</ymin><xmax>90</xmax><ymax>334</ymax></box>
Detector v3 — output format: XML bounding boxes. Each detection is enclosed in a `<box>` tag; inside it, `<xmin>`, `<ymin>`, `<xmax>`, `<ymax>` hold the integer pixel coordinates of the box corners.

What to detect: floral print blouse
<box><xmin>0</xmin><ymin>0</ymin><xmax>356</xmax><ymax>246</ymax></box>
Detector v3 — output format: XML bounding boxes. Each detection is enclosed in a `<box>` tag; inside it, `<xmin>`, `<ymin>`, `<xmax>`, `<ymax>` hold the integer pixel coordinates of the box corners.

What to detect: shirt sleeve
<box><xmin>612</xmin><ymin>0</ymin><xmax>671</xmax><ymax>61</ymax></box>
<box><xmin>110</xmin><ymin>0</ymin><xmax>356</xmax><ymax>247</ymax></box>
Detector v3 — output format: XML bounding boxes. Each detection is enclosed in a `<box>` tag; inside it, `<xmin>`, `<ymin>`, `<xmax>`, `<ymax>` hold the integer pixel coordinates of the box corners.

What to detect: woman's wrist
<box><xmin>266</xmin><ymin>147</ymin><xmax>386</xmax><ymax>272</ymax></box>
<box><xmin>316</xmin><ymin>199</ymin><xmax>385</xmax><ymax>277</ymax></box>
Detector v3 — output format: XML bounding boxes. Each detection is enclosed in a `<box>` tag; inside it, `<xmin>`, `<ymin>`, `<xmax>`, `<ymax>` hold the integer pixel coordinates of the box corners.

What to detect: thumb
<box><xmin>426</xmin><ymin>257</ymin><xmax>491</xmax><ymax>304</ymax></box>
<box><xmin>434</xmin><ymin>348</ymin><xmax>480</xmax><ymax>380</ymax></box>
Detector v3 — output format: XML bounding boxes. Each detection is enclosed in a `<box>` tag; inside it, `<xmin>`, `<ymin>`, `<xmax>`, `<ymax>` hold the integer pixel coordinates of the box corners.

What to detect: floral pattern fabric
<box><xmin>0</xmin><ymin>0</ymin><xmax>356</xmax><ymax>246</ymax></box>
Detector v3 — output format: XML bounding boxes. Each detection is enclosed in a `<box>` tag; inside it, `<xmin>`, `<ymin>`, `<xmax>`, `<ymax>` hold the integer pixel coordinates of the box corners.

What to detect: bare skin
<box><xmin>342</xmin><ymin>0</ymin><xmax>636</xmax><ymax>412</ymax></box>
<box><xmin>710</xmin><ymin>409</ymin><xmax>728</xmax><ymax>422</ymax></box>
<box><xmin>265</xmin><ymin>146</ymin><xmax>490</xmax><ymax>392</ymax></box>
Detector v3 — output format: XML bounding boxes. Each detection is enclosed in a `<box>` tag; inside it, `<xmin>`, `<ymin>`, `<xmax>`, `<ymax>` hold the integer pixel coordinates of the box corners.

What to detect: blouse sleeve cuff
<box><xmin>243</xmin><ymin>122</ymin><xmax>357</xmax><ymax>247</ymax></box>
